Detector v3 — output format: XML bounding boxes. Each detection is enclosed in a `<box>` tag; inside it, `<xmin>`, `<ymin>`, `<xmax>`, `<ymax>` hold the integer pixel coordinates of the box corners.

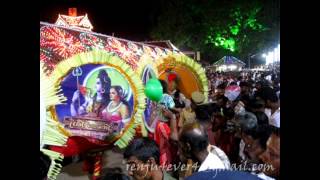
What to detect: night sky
<box><xmin>40</xmin><ymin>0</ymin><xmax>161</xmax><ymax>41</ymax></box>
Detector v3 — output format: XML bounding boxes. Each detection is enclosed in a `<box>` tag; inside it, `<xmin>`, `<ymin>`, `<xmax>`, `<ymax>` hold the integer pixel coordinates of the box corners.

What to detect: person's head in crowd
<box><xmin>249</xmin><ymin>99</ymin><xmax>265</xmax><ymax>113</ymax></box>
<box><xmin>211</xmin><ymin>107</ymin><xmax>234</xmax><ymax>132</ymax></box>
<box><xmin>246</xmin><ymin>75</ymin><xmax>252</xmax><ymax>81</ymax></box>
<box><xmin>40</xmin><ymin>151</ymin><xmax>51</xmax><ymax>180</ymax></box>
<box><xmin>173</xmin><ymin>88</ymin><xmax>180</xmax><ymax>99</ymax></box>
<box><xmin>159</xmin><ymin>80</ymin><xmax>168</xmax><ymax>94</ymax></box>
<box><xmin>207</xmin><ymin>100</ymin><xmax>234</xmax><ymax>129</ymax></box>
<box><xmin>259</xmin><ymin>127</ymin><xmax>280</xmax><ymax>178</ymax></box>
<box><xmin>194</xmin><ymin>103</ymin><xmax>214</xmax><ymax>130</ymax></box>
<box><xmin>262</xmin><ymin>88</ymin><xmax>279</xmax><ymax>109</ymax></box>
<box><xmin>255</xmin><ymin>81</ymin><xmax>265</xmax><ymax>91</ymax></box>
<box><xmin>101</xmin><ymin>168</ymin><xmax>130</xmax><ymax>180</ymax></box>
<box><xmin>211</xmin><ymin>108</ymin><xmax>224</xmax><ymax>132</ymax></box>
<box><xmin>239</xmin><ymin>94</ymin><xmax>251</xmax><ymax>110</ymax></box>
<box><xmin>273</xmin><ymin>79</ymin><xmax>280</xmax><ymax>91</ymax></box>
<box><xmin>123</xmin><ymin>138</ymin><xmax>162</xmax><ymax>180</ymax></box>
<box><xmin>255</xmin><ymin>86</ymin><xmax>269</xmax><ymax>100</ymax></box>
<box><xmin>253</xmin><ymin>111</ymin><xmax>269</xmax><ymax>126</ymax></box>
<box><xmin>191</xmin><ymin>91</ymin><xmax>206</xmax><ymax>109</ymax></box>
<box><xmin>178</xmin><ymin>122</ymin><xmax>209</xmax><ymax>164</ymax></box>
<box><xmin>229</xmin><ymin>81</ymin><xmax>237</xmax><ymax>86</ymax></box>
<box><xmin>173</xmin><ymin>88</ymin><xmax>185</xmax><ymax>108</ymax></box>
<box><xmin>223</xmin><ymin>106</ymin><xmax>235</xmax><ymax>120</ymax></box>
<box><xmin>215</xmin><ymin>83</ymin><xmax>226</xmax><ymax>97</ymax></box>
<box><xmin>241</xmin><ymin>124</ymin><xmax>272</xmax><ymax>164</ymax></box>
<box><xmin>216</xmin><ymin>95</ymin><xmax>228</xmax><ymax>109</ymax></box>
<box><xmin>240</xmin><ymin>81</ymin><xmax>251</xmax><ymax>96</ymax></box>
<box><xmin>236</xmin><ymin>112</ymin><xmax>258</xmax><ymax>134</ymax></box>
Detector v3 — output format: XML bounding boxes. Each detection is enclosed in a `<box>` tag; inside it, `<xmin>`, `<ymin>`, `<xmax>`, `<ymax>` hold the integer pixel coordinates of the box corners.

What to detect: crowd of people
<box><xmin>41</xmin><ymin>67</ymin><xmax>280</xmax><ymax>180</ymax></box>
<box><xmin>118</xmin><ymin>67</ymin><xmax>280</xmax><ymax>180</ymax></box>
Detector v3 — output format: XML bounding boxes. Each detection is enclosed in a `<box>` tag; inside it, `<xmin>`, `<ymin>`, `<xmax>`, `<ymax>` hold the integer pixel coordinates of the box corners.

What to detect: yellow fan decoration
<box><xmin>157</xmin><ymin>53</ymin><xmax>209</xmax><ymax>101</ymax></box>
<box><xmin>40</xmin><ymin>62</ymin><xmax>69</xmax><ymax>180</ymax></box>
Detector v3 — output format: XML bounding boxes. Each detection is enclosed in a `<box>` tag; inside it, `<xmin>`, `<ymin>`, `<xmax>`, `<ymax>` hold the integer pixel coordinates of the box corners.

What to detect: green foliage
<box><xmin>150</xmin><ymin>0</ymin><xmax>279</xmax><ymax>63</ymax></box>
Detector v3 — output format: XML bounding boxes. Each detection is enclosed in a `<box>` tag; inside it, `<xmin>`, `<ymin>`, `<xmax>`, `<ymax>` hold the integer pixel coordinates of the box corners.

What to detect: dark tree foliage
<box><xmin>150</xmin><ymin>0</ymin><xmax>279</xmax><ymax>64</ymax></box>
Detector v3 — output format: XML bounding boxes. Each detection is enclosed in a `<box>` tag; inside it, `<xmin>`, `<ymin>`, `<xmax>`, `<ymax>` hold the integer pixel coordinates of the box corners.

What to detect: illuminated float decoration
<box><xmin>156</xmin><ymin>53</ymin><xmax>209</xmax><ymax>102</ymax></box>
<box><xmin>55</xmin><ymin>8</ymin><xmax>93</xmax><ymax>31</ymax></box>
<box><xmin>40</xmin><ymin>8</ymin><xmax>208</xmax><ymax>179</ymax></box>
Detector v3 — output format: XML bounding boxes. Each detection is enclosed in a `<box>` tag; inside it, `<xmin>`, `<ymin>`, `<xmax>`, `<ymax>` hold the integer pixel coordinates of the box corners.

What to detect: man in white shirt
<box><xmin>263</xmin><ymin>90</ymin><xmax>280</xmax><ymax>128</ymax></box>
<box><xmin>259</xmin><ymin>127</ymin><xmax>280</xmax><ymax>179</ymax></box>
<box><xmin>178</xmin><ymin>122</ymin><xmax>230</xmax><ymax>176</ymax></box>
<box><xmin>264</xmin><ymin>108</ymin><xmax>280</xmax><ymax>128</ymax></box>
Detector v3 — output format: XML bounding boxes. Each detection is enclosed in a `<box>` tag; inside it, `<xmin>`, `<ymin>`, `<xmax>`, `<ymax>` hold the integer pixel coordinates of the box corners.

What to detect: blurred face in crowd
<box><xmin>251</xmin><ymin>100</ymin><xmax>265</xmax><ymax>113</ymax></box>
<box><xmin>216</xmin><ymin>97</ymin><xmax>227</xmax><ymax>108</ymax></box>
<box><xmin>126</xmin><ymin>156</ymin><xmax>154</xmax><ymax>180</ymax></box>
<box><xmin>266</xmin><ymin>100</ymin><xmax>276</xmax><ymax>109</ymax></box>
<box><xmin>215</xmin><ymin>88</ymin><xmax>225</xmax><ymax>97</ymax></box>
<box><xmin>212</xmin><ymin>114</ymin><xmax>226</xmax><ymax>132</ymax></box>
<box><xmin>259</xmin><ymin>133</ymin><xmax>280</xmax><ymax>177</ymax></box>
<box><xmin>242</xmin><ymin>133</ymin><xmax>265</xmax><ymax>164</ymax></box>
<box><xmin>241</xmin><ymin>86</ymin><xmax>250</xmax><ymax>95</ymax></box>
<box><xmin>255</xmin><ymin>83</ymin><xmax>262</xmax><ymax>90</ymax></box>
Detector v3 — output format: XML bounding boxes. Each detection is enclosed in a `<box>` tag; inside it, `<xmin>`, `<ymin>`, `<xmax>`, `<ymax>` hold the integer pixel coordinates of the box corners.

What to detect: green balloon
<box><xmin>145</xmin><ymin>78</ymin><xmax>163</xmax><ymax>102</ymax></box>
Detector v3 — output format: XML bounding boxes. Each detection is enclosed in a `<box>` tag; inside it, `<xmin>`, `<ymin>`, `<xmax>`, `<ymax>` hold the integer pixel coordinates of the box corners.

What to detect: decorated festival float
<box><xmin>40</xmin><ymin>8</ymin><xmax>208</xmax><ymax>179</ymax></box>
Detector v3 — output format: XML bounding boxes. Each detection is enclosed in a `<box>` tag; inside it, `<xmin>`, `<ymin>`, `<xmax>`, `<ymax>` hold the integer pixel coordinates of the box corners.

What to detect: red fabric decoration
<box><xmin>50</xmin><ymin>137</ymin><xmax>108</xmax><ymax>176</ymax></box>
<box><xmin>50</xmin><ymin>136</ymin><xmax>108</xmax><ymax>157</ymax></box>
<box><xmin>168</xmin><ymin>73</ymin><xmax>177</xmax><ymax>82</ymax></box>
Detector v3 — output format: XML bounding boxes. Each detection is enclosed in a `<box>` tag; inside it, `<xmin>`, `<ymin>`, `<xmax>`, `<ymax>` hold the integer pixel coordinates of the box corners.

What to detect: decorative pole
<box><xmin>92</xmin><ymin>152</ymin><xmax>103</xmax><ymax>180</ymax></box>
